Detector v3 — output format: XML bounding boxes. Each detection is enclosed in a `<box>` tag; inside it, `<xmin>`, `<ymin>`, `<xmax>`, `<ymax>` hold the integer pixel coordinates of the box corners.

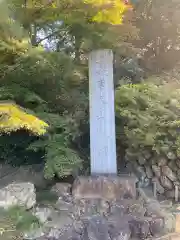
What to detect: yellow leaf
<box><xmin>0</xmin><ymin>102</ymin><xmax>48</xmax><ymax>135</ymax></box>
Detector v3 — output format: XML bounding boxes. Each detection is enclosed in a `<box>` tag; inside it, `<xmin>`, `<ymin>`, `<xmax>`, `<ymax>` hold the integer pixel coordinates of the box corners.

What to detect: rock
<box><xmin>152</xmin><ymin>165</ymin><xmax>161</xmax><ymax>178</ymax></box>
<box><xmin>165</xmin><ymin>190</ymin><xmax>176</xmax><ymax>199</ymax></box>
<box><xmin>72</xmin><ymin>176</ymin><xmax>138</xmax><ymax>200</ymax></box>
<box><xmin>51</xmin><ymin>183</ymin><xmax>71</xmax><ymax>197</ymax></box>
<box><xmin>33</xmin><ymin>207</ymin><xmax>52</xmax><ymax>223</ymax></box>
<box><xmin>145</xmin><ymin>166</ymin><xmax>153</xmax><ymax>179</ymax></box>
<box><xmin>0</xmin><ymin>182</ymin><xmax>36</xmax><ymax>209</ymax></box>
<box><xmin>159</xmin><ymin>200</ymin><xmax>173</xmax><ymax>209</ymax></box>
<box><xmin>138</xmin><ymin>156</ymin><xmax>146</xmax><ymax>166</ymax></box>
<box><xmin>167</xmin><ymin>152</ymin><xmax>176</xmax><ymax>160</ymax></box>
<box><xmin>176</xmin><ymin>170</ymin><xmax>180</xmax><ymax>180</ymax></box>
<box><xmin>108</xmin><ymin>219</ymin><xmax>131</xmax><ymax>240</ymax></box>
<box><xmin>47</xmin><ymin>225</ymin><xmax>76</xmax><ymax>240</ymax></box>
<box><xmin>161</xmin><ymin>166</ymin><xmax>177</xmax><ymax>182</ymax></box>
<box><xmin>129</xmin><ymin>217</ymin><xmax>150</xmax><ymax>239</ymax></box>
<box><xmin>127</xmin><ymin>201</ymin><xmax>146</xmax><ymax>217</ymax></box>
<box><xmin>146</xmin><ymin>200</ymin><xmax>162</xmax><ymax>217</ymax></box>
<box><xmin>82</xmin><ymin>216</ymin><xmax>111</xmax><ymax>240</ymax></box>
<box><xmin>24</xmin><ymin>228</ymin><xmax>45</xmax><ymax>240</ymax></box>
<box><xmin>55</xmin><ymin>198</ymin><xmax>74</xmax><ymax>212</ymax></box>
<box><xmin>149</xmin><ymin>217</ymin><xmax>164</xmax><ymax>236</ymax></box>
<box><xmin>176</xmin><ymin>160</ymin><xmax>180</xmax><ymax>169</ymax></box>
<box><xmin>45</xmin><ymin>211</ymin><xmax>74</xmax><ymax>231</ymax></box>
<box><xmin>145</xmin><ymin>199</ymin><xmax>175</xmax><ymax>233</ymax></box>
<box><xmin>158</xmin><ymin>157</ymin><xmax>168</xmax><ymax>167</ymax></box>
<box><xmin>143</xmin><ymin>151</ymin><xmax>152</xmax><ymax>160</ymax></box>
<box><xmin>160</xmin><ymin>176</ymin><xmax>173</xmax><ymax>190</ymax></box>
<box><xmin>168</xmin><ymin>161</ymin><xmax>178</xmax><ymax>173</ymax></box>
<box><xmin>152</xmin><ymin>178</ymin><xmax>165</xmax><ymax>194</ymax></box>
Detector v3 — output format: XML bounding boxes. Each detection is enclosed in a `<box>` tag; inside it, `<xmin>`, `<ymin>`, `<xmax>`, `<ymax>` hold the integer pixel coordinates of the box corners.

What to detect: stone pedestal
<box><xmin>72</xmin><ymin>175</ymin><xmax>138</xmax><ymax>219</ymax></box>
<box><xmin>72</xmin><ymin>175</ymin><xmax>138</xmax><ymax>200</ymax></box>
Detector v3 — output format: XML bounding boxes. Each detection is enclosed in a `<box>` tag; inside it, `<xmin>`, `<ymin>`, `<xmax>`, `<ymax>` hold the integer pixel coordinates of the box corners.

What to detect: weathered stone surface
<box><xmin>51</xmin><ymin>183</ymin><xmax>71</xmax><ymax>197</ymax></box>
<box><xmin>127</xmin><ymin>201</ymin><xmax>146</xmax><ymax>217</ymax></box>
<box><xmin>158</xmin><ymin>158</ymin><xmax>168</xmax><ymax>167</ymax></box>
<box><xmin>145</xmin><ymin>166</ymin><xmax>153</xmax><ymax>179</ymax></box>
<box><xmin>138</xmin><ymin>156</ymin><xmax>146</xmax><ymax>166</ymax></box>
<box><xmin>160</xmin><ymin>176</ymin><xmax>173</xmax><ymax>190</ymax></box>
<box><xmin>168</xmin><ymin>161</ymin><xmax>178</xmax><ymax>173</ymax></box>
<box><xmin>72</xmin><ymin>176</ymin><xmax>138</xmax><ymax>200</ymax></box>
<box><xmin>176</xmin><ymin>160</ymin><xmax>180</xmax><ymax>169</ymax></box>
<box><xmin>152</xmin><ymin>233</ymin><xmax>180</xmax><ymax>240</ymax></box>
<box><xmin>145</xmin><ymin>199</ymin><xmax>175</xmax><ymax>234</ymax></box>
<box><xmin>152</xmin><ymin>178</ymin><xmax>165</xmax><ymax>194</ymax></box>
<box><xmin>83</xmin><ymin>216</ymin><xmax>111</xmax><ymax>240</ymax></box>
<box><xmin>0</xmin><ymin>182</ymin><xmax>36</xmax><ymax>209</ymax></box>
<box><xmin>138</xmin><ymin>188</ymin><xmax>156</xmax><ymax>204</ymax></box>
<box><xmin>73</xmin><ymin>198</ymin><xmax>111</xmax><ymax>218</ymax></box>
<box><xmin>108</xmin><ymin>218</ymin><xmax>131</xmax><ymax>240</ymax></box>
<box><xmin>149</xmin><ymin>217</ymin><xmax>164</xmax><ymax>237</ymax></box>
<box><xmin>161</xmin><ymin>166</ymin><xmax>177</xmax><ymax>182</ymax></box>
<box><xmin>129</xmin><ymin>217</ymin><xmax>150</xmax><ymax>239</ymax></box>
<box><xmin>152</xmin><ymin>165</ymin><xmax>161</xmax><ymax>178</ymax></box>
<box><xmin>167</xmin><ymin>152</ymin><xmax>176</xmax><ymax>160</ymax></box>
<box><xmin>165</xmin><ymin>190</ymin><xmax>176</xmax><ymax>199</ymax></box>
<box><xmin>33</xmin><ymin>207</ymin><xmax>52</xmax><ymax>223</ymax></box>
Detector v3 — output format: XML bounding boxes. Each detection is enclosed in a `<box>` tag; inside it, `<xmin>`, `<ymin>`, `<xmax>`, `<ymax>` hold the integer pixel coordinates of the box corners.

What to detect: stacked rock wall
<box><xmin>127</xmin><ymin>154</ymin><xmax>180</xmax><ymax>199</ymax></box>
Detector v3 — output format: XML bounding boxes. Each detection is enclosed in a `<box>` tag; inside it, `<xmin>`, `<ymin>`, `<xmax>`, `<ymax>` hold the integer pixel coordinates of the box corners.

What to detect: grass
<box><xmin>0</xmin><ymin>206</ymin><xmax>40</xmax><ymax>240</ymax></box>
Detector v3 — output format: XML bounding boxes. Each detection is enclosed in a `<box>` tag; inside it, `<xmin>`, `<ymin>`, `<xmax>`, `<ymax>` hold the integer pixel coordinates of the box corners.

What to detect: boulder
<box><xmin>161</xmin><ymin>166</ymin><xmax>177</xmax><ymax>182</ymax></box>
<box><xmin>158</xmin><ymin>157</ymin><xmax>168</xmax><ymax>167</ymax></box>
<box><xmin>152</xmin><ymin>165</ymin><xmax>161</xmax><ymax>178</ymax></box>
<box><xmin>168</xmin><ymin>161</ymin><xmax>178</xmax><ymax>173</ymax></box>
<box><xmin>129</xmin><ymin>217</ymin><xmax>150</xmax><ymax>239</ymax></box>
<box><xmin>149</xmin><ymin>217</ymin><xmax>164</xmax><ymax>236</ymax></box>
<box><xmin>0</xmin><ymin>182</ymin><xmax>36</xmax><ymax>209</ymax></box>
<box><xmin>145</xmin><ymin>166</ymin><xmax>153</xmax><ymax>179</ymax></box>
<box><xmin>167</xmin><ymin>152</ymin><xmax>176</xmax><ymax>160</ymax></box>
<box><xmin>152</xmin><ymin>178</ymin><xmax>165</xmax><ymax>194</ymax></box>
<box><xmin>176</xmin><ymin>160</ymin><xmax>180</xmax><ymax>169</ymax></box>
<box><xmin>160</xmin><ymin>176</ymin><xmax>173</xmax><ymax>190</ymax></box>
<box><xmin>33</xmin><ymin>207</ymin><xmax>52</xmax><ymax>223</ymax></box>
<box><xmin>138</xmin><ymin>156</ymin><xmax>146</xmax><ymax>166</ymax></box>
<box><xmin>51</xmin><ymin>183</ymin><xmax>71</xmax><ymax>197</ymax></box>
<box><xmin>165</xmin><ymin>190</ymin><xmax>176</xmax><ymax>199</ymax></box>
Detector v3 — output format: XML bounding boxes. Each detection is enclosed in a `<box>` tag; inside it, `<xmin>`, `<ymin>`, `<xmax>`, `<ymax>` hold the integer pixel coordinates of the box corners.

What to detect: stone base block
<box><xmin>72</xmin><ymin>175</ymin><xmax>138</xmax><ymax>200</ymax></box>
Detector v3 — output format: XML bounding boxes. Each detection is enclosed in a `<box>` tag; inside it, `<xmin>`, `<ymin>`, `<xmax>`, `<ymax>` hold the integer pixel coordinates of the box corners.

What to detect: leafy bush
<box><xmin>0</xmin><ymin>52</ymin><xmax>86</xmax><ymax>179</ymax></box>
<box><xmin>115</xmin><ymin>82</ymin><xmax>180</xmax><ymax>161</ymax></box>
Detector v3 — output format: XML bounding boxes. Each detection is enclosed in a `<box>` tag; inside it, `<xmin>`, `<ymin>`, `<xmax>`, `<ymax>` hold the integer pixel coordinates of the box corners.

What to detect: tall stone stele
<box><xmin>89</xmin><ymin>49</ymin><xmax>117</xmax><ymax>175</ymax></box>
<box><xmin>72</xmin><ymin>49</ymin><xmax>137</xmax><ymax>201</ymax></box>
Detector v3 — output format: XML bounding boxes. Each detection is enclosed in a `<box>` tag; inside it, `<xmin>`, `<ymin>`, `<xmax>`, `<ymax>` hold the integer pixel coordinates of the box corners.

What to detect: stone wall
<box><xmin>127</xmin><ymin>154</ymin><xmax>180</xmax><ymax>199</ymax></box>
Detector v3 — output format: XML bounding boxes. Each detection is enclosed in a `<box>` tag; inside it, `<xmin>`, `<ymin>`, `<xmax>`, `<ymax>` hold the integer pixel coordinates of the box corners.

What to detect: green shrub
<box><xmin>6</xmin><ymin>206</ymin><xmax>40</xmax><ymax>231</ymax></box>
<box><xmin>115</xmin><ymin>82</ymin><xmax>180</xmax><ymax>161</ymax></box>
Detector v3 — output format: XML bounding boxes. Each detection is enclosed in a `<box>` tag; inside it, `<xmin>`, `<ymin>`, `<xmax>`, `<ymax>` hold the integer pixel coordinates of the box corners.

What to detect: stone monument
<box><xmin>89</xmin><ymin>49</ymin><xmax>117</xmax><ymax>175</ymax></box>
<box><xmin>73</xmin><ymin>49</ymin><xmax>137</xmax><ymax>202</ymax></box>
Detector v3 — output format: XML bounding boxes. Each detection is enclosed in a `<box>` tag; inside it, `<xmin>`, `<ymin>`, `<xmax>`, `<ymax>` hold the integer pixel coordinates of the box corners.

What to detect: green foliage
<box><xmin>115</xmin><ymin>82</ymin><xmax>180</xmax><ymax>161</ymax></box>
<box><xmin>28</xmin><ymin>134</ymin><xmax>82</xmax><ymax>179</ymax></box>
<box><xmin>0</xmin><ymin>50</ymin><xmax>86</xmax><ymax>179</ymax></box>
<box><xmin>6</xmin><ymin>206</ymin><xmax>40</xmax><ymax>231</ymax></box>
<box><xmin>0</xmin><ymin>206</ymin><xmax>40</xmax><ymax>240</ymax></box>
